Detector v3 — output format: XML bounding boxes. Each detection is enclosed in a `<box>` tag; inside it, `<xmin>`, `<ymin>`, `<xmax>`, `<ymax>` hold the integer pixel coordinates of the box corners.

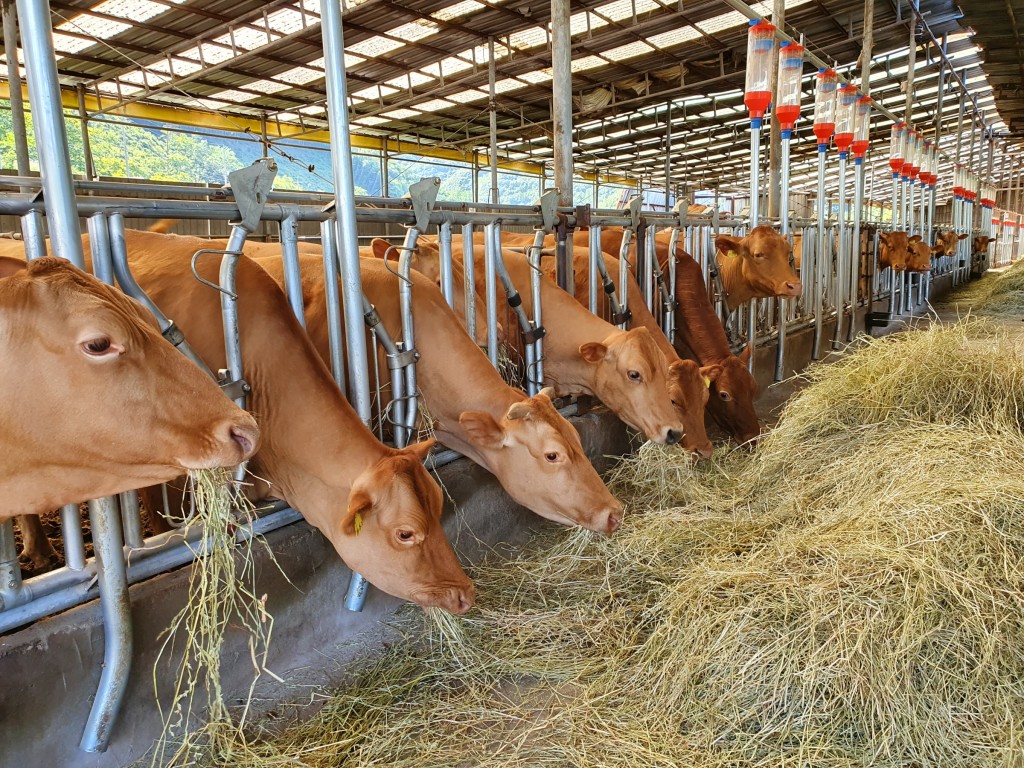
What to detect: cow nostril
<box><xmin>606</xmin><ymin>512</ymin><xmax>622</xmax><ymax>535</ymax></box>
<box><xmin>457</xmin><ymin>587</ymin><xmax>476</xmax><ymax>614</ymax></box>
<box><xmin>665</xmin><ymin>429</ymin><xmax>681</xmax><ymax>445</ymax></box>
<box><xmin>697</xmin><ymin>444</ymin><xmax>714</xmax><ymax>459</ymax></box>
<box><xmin>229</xmin><ymin>425</ymin><xmax>255</xmax><ymax>457</ymax></box>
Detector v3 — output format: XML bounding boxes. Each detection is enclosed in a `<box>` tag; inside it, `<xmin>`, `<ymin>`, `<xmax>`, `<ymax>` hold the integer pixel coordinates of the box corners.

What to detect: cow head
<box><xmin>934</xmin><ymin>230</ymin><xmax>969</xmax><ymax>257</ymax></box>
<box><xmin>715</xmin><ymin>226</ymin><xmax>802</xmax><ymax>304</ymax></box>
<box><xmin>370</xmin><ymin>237</ymin><xmax>494</xmax><ymax>347</ymax></box>
<box><xmin>0</xmin><ymin>258</ymin><xmax>259</xmax><ymax>512</ymax></box>
<box><xmin>906</xmin><ymin>236</ymin><xmax>934</xmax><ymax>272</ymax></box>
<box><xmin>337</xmin><ymin>437</ymin><xmax>475</xmax><ymax>614</ymax></box>
<box><xmin>878</xmin><ymin>231</ymin><xmax>911</xmax><ymax>271</ymax></box>
<box><xmin>458</xmin><ymin>388</ymin><xmax>623</xmax><ymax>534</ymax></box>
<box><xmin>703</xmin><ymin>347</ymin><xmax>761</xmax><ymax>447</ymax></box>
<box><xmin>579</xmin><ymin>326</ymin><xmax>686</xmax><ymax>446</ymax></box>
<box><xmin>973</xmin><ymin>236</ymin><xmax>997</xmax><ymax>254</ymax></box>
<box><xmin>666</xmin><ymin>358</ymin><xmax>714</xmax><ymax>459</ymax></box>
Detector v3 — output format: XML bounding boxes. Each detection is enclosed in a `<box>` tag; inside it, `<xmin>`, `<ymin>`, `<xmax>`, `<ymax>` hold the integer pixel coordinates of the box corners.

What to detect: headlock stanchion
<box><xmin>888</xmin><ymin>123</ymin><xmax>906</xmax><ymax>321</ymax></box>
<box><xmin>848</xmin><ymin>96</ymin><xmax>871</xmax><ymax>342</ymax></box>
<box><xmin>743</xmin><ymin>18</ymin><xmax>774</xmax><ymax>372</ymax></box>
<box><xmin>811</xmin><ymin>68</ymin><xmax>837</xmax><ymax>359</ymax></box>
<box><xmin>462</xmin><ymin>222</ymin><xmax>477</xmax><ymax>344</ymax></box>
<box><xmin>832</xmin><ymin>84</ymin><xmax>857</xmax><ymax>349</ymax></box>
<box><xmin>774</xmin><ymin>41</ymin><xmax>804</xmax><ymax>380</ymax></box>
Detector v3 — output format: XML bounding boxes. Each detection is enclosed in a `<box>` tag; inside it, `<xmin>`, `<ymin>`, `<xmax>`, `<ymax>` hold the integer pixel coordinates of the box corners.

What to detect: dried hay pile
<box><xmin>223</xmin><ymin>319</ymin><xmax>1024</xmax><ymax>768</ymax></box>
<box><xmin>949</xmin><ymin>259</ymin><xmax>1024</xmax><ymax>316</ymax></box>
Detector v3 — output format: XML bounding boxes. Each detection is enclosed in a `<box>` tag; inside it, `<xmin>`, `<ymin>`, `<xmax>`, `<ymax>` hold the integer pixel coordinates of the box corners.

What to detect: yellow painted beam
<box><xmin>0</xmin><ymin>80</ymin><xmax>637</xmax><ymax>187</ymax></box>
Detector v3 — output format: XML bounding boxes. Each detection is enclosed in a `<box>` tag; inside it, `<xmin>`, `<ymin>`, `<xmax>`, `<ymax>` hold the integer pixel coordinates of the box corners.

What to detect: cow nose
<box><xmin>665</xmin><ymin>428</ymin><xmax>681</xmax><ymax>445</ymax></box>
<box><xmin>455</xmin><ymin>585</ymin><xmax>476</xmax><ymax>614</ymax></box>
<box><xmin>694</xmin><ymin>443</ymin><xmax>714</xmax><ymax>460</ymax></box>
<box><xmin>605</xmin><ymin>509</ymin><xmax>623</xmax><ymax>535</ymax></box>
<box><xmin>785</xmin><ymin>281</ymin><xmax>802</xmax><ymax>296</ymax></box>
<box><xmin>223</xmin><ymin>417</ymin><xmax>259</xmax><ymax>461</ymax></box>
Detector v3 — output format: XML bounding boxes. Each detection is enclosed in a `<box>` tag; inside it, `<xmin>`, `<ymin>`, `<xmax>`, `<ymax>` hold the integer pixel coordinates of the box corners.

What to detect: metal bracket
<box><xmin>575</xmin><ymin>204</ymin><xmax>591</xmax><ymax>229</ymax></box>
<box><xmin>227</xmin><ymin>158</ymin><xmax>278</xmax><ymax>233</ymax></box>
<box><xmin>534</xmin><ymin>188</ymin><xmax>559</xmax><ymax>232</ymax></box>
<box><xmin>387</xmin><ymin>348</ymin><xmax>418</xmax><ymax>370</ymax></box>
<box><xmin>626</xmin><ymin>194</ymin><xmax>642</xmax><ymax>231</ymax></box>
<box><xmin>217</xmin><ymin>370</ymin><xmax>252</xmax><ymax>401</ymax></box>
<box><xmin>161</xmin><ymin>320</ymin><xmax>186</xmax><ymax>348</ymax></box>
<box><xmin>405</xmin><ymin>177</ymin><xmax>440</xmax><ymax>232</ymax></box>
<box><xmin>522</xmin><ymin>325</ymin><xmax>547</xmax><ymax>344</ymax></box>
<box><xmin>612</xmin><ymin>309</ymin><xmax>633</xmax><ymax>324</ymax></box>
<box><xmin>672</xmin><ymin>198</ymin><xmax>687</xmax><ymax>227</ymax></box>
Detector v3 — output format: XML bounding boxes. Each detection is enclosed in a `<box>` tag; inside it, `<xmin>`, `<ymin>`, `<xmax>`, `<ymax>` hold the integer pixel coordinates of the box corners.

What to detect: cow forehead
<box><xmin>369</xmin><ymin>453</ymin><xmax>442</xmax><ymax>520</ymax></box>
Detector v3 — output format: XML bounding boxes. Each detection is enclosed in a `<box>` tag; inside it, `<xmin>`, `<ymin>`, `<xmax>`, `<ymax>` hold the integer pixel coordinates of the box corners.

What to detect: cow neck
<box><xmin>237</xmin><ymin>282</ymin><xmax>386</xmax><ymax>536</ymax></box>
<box><xmin>672</xmin><ymin>252</ymin><xmax>734</xmax><ymax>366</ymax></box>
<box><xmin>409</xmin><ymin>288</ymin><xmax>525</xmax><ymax>472</ymax></box>
<box><xmin>714</xmin><ymin>252</ymin><xmax>754</xmax><ymax>309</ymax></box>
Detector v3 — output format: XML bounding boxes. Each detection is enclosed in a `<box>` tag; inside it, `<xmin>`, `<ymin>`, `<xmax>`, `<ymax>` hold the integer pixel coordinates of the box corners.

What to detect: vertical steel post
<box><xmin>438</xmin><ymin>219</ymin><xmax>455</xmax><ymax>308</ymax></box>
<box><xmin>323</xmin><ymin>0</ymin><xmax>373</xmax><ymax>612</ymax></box>
<box><xmin>848</xmin><ymin>155</ymin><xmax>865</xmax><ymax>341</ymax></box>
<box><xmin>77</xmin><ymin>84</ymin><xmax>95</xmax><ymax>181</ymax></box>
<box><xmin>488</xmin><ymin>38</ymin><xmax>499</xmax><ymax>205</ymax></box>
<box><xmin>775</xmin><ymin>130</ymin><xmax>792</xmax><ymax>381</ymax></box>
<box><xmin>484</xmin><ymin>222</ymin><xmax>501</xmax><ymax>367</ymax></box>
<box><xmin>833</xmin><ymin>152</ymin><xmax>848</xmax><ymax>349</ymax></box>
<box><xmin>15</xmin><ymin>0</ymin><xmax>84</xmax><ymax>267</ymax></box>
<box><xmin>463</xmin><ymin>223</ymin><xmax>477</xmax><ymax>344</ymax></box>
<box><xmin>812</xmin><ymin>148</ymin><xmax>826</xmax><ymax>359</ymax></box>
<box><xmin>551</xmin><ymin>0</ymin><xmax>574</xmax><ymax>208</ymax></box>
<box><xmin>279</xmin><ymin>214</ymin><xmax>306</xmax><ymax>327</ymax></box>
<box><xmin>2</xmin><ymin>0</ymin><xmax>30</xmax><ymax>188</ymax></box>
<box><xmin>79</xmin><ymin>495</ymin><xmax>132</xmax><ymax>753</ymax></box>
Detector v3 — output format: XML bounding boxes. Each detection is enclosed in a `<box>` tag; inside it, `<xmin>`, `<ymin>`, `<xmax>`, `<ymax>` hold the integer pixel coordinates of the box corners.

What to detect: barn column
<box><xmin>488</xmin><ymin>37</ymin><xmax>499</xmax><ymax>204</ymax></box>
<box><xmin>551</xmin><ymin>0</ymin><xmax>574</xmax><ymax>209</ymax></box>
<box><xmin>1</xmin><ymin>0</ymin><xmax>29</xmax><ymax>190</ymax></box>
<box><xmin>15</xmin><ymin>0</ymin><xmax>83</xmax><ymax>266</ymax></box>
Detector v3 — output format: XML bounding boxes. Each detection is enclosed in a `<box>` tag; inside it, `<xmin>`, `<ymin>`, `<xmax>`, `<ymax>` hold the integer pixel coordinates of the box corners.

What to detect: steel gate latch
<box><xmin>405</xmin><ymin>177</ymin><xmax>440</xmax><ymax>233</ymax></box>
<box><xmin>227</xmin><ymin>158</ymin><xmax>278</xmax><ymax>233</ymax></box>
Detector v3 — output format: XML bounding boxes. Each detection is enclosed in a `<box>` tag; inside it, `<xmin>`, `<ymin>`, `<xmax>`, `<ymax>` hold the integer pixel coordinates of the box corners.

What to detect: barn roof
<box><xmin>2</xmin><ymin>0</ymin><xmax>1021</xmax><ymax>195</ymax></box>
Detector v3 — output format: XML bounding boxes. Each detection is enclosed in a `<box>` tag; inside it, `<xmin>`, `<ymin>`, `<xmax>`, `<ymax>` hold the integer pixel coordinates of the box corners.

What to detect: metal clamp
<box><xmin>227</xmin><ymin>157</ymin><xmax>277</xmax><ymax>233</ymax></box>
<box><xmin>387</xmin><ymin>348</ymin><xmax>418</xmax><ymax>370</ymax></box>
<box><xmin>217</xmin><ymin>371</ymin><xmax>252</xmax><ymax>402</ymax></box>
<box><xmin>405</xmin><ymin>177</ymin><xmax>440</xmax><ymax>232</ymax></box>
<box><xmin>534</xmin><ymin>188</ymin><xmax>559</xmax><ymax>232</ymax></box>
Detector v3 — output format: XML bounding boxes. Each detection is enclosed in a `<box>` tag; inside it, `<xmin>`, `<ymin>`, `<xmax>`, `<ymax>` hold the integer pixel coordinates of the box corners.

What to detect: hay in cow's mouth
<box><xmin>207</xmin><ymin>317</ymin><xmax>1024</xmax><ymax>767</ymax></box>
<box><xmin>149</xmin><ymin>468</ymin><xmax>280</xmax><ymax>768</ymax></box>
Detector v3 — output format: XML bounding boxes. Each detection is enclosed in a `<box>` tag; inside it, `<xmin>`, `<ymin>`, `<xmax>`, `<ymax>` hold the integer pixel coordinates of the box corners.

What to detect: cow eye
<box><xmin>719</xmin><ymin>391</ymin><xmax>733</xmax><ymax>402</ymax></box>
<box><xmin>753</xmin><ymin>251</ymin><xmax>766</xmax><ymax>259</ymax></box>
<box><xmin>396</xmin><ymin>529</ymin><xmax>416</xmax><ymax>544</ymax></box>
<box><xmin>81</xmin><ymin>337</ymin><xmax>119</xmax><ymax>358</ymax></box>
<box><xmin>627</xmin><ymin>370</ymin><xmax>642</xmax><ymax>382</ymax></box>
<box><xmin>545</xmin><ymin>452</ymin><xmax>560</xmax><ymax>463</ymax></box>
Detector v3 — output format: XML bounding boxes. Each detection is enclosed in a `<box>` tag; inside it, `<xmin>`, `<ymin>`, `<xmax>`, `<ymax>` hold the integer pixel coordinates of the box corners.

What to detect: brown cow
<box><xmin>0</xmin><ymin>255</ymin><xmax>259</xmax><ymax>520</ymax></box>
<box><xmin>536</xmin><ymin>248</ymin><xmax>714</xmax><ymax>457</ymax></box>
<box><xmin>254</xmin><ymin>250</ymin><xmax>624</xmax><ymax>534</ymax></box>
<box><xmin>907</xmin><ymin>237</ymin><xmax>937</xmax><ymax>272</ymax></box>
<box><xmin>3</xmin><ymin>233</ymin><xmax>475</xmax><ymax>613</ymax></box>
<box><xmin>445</xmin><ymin>244</ymin><xmax>687</xmax><ymax>446</ymax></box>
<box><xmin>933</xmin><ymin>230</ymin><xmax>969</xmax><ymax>257</ymax></box>
<box><xmin>712</xmin><ymin>226</ymin><xmax>802</xmax><ymax>310</ymax></box>
<box><xmin>878</xmin><ymin>231</ymin><xmax>913</xmax><ymax>271</ymax></box>
<box><xmin>974</xmin><ymin>236</ymin><xmax>997</xmax><ymax>255</ymax></box>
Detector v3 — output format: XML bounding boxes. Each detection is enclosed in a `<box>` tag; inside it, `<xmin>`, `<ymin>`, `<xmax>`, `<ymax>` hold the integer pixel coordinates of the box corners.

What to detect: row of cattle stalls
<box><xmin>2</xmin><ymin>0</ymin><xmax>1024</xmax><ymax>764</ymax></box>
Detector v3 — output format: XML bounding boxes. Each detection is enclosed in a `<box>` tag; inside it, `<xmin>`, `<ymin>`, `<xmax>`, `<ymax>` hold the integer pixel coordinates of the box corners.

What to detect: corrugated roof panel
<box><xmin>414</xmin><ymin>98</ymin><xmax>458</xmax><ymax>112</ymax></box>
<box><xmin>432</xmin><ymin>1</ymin><xmax>484</xmax><ymax>21</ymax></box>
<box><xmin>352</xmin><ymin>115</ymin><xmax>391</xmax><ymax>126</ymax></box>
<box><xmin>595</xmin><ymin>0</ymin><xmax>661</xmax><ymax>22</ymax></box>
<box><xmin>572</xmin><ymin>55</ymin><xmax>606</xmax><ymax>73</ymax></box>
<box><xmin>602</xmin><ymin>40</ymin><xmax>655</xmax><ymax>61</ymax></box>
<box><xmin>446</xmin><ymin>88</ymin><xmax>488</xmax><ymax>103</ymax></box>
<box><xmin>351</xmin><ymin>84</ymin><xmax>400</xmax><ymax>99</ymax></box>
<box><xmin>509</xmin><ymin>27</ymin><xmax>547</xmax><ymax>50</ymax></box>
<box><xmin>380</xmin><ymin>107</ymin><xmax>421</xmax><ymax>119</ymax></box>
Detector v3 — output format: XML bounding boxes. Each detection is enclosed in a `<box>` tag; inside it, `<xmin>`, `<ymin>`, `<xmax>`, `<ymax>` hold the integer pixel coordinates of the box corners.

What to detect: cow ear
<box><xmin>699</xmin><ymin>364</ymin><xmax>724</xmax><ymax>386</ymax></box>
<box><xmin>931</xmin><ymin>244</ymin><xmax>944</xmax><ymax>254</ymax></box>
<box><xmin>400</xmin><ymin>437</ymin><xmax>436</xmax><ymax>463</ymax></box>
<box><xmin>989</xmin><ymin>237</ymin><xmax>998</xmax><ymax>244</ymax></box>
<box><xmin>536</xmin><ymin>386</ymin><xmax>557</xmax><ymax>401</ymax></box>
<box><xmin>458</xmin><ymin>410</ymin><xmax>506</xmax><ymax>449</ymax></box>
<box><xmin>737</xmin><ymin>344</ymin><xmax>752</xmax><ymax>364</ymax></box>
<box><xmin>958</xmin><ymin>233</ymin><xmax>970</xmax><ymax>241</ymax></box>
<box><xmin>878</xmin><ymin>232</ymin><xmax>891</xmax><ymax>247</ymax></box>
<box><xmin>370</xmin><ymin>238</ymin><xmax>392</xmax><ymax>260</ymax></box>
<box><xmin>506</xmin><ymin>400</ymin><xmax>533</xmax><ymax>420</ymax></box>
<box><xmin>715</xmin><ymin>235</ymin><xmax>744</xmax><ymax>259</ymax></box>
<box><xmin>909</xmin><ymin>235</ymin><xmax>922</xmax><ymax>244</ymax></box>
<box><xmin>579</xmin><ymin>341</ymin><xmax>608</xmax><ymax>363</ymax></box>
<box><xmin>0</xmin><ymin>256</ymin><xmax>26</xmax><ymax>278</ymax></box>
<box><xmin>342</xmin><ymin>489</ymin><xmax>373</xmax><ymax>536</ymax></box>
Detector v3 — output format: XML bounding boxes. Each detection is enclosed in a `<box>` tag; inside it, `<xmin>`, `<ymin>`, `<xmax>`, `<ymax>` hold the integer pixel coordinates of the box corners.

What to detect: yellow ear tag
<box><xmin>726</xmin><ymin>250</ymin><xmax>738</xmax><ymax>259</ymax></box>
<box><xmin>353</xmin><ymin>512</ymin><xmax>363</xmax><ymax>535</ymax></box>
<box><xmin>703</xmin><ymin>375</ymin><xmax>711</xmax><ymax>389</ymax></box>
